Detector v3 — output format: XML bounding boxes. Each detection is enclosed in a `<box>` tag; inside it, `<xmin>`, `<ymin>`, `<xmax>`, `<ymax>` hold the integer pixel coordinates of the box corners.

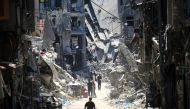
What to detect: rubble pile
<box><xmin>107</xmin><ymin>69</ymin><xmax>146</xmax><ymax>108</ymax></box>
<box><xmin>90</xmin><ymin>41</ymin><xmax>146</xmax><ymax>109</ymax></box>
<box><xmin>27</xmin><ymin>35</ymin><xmax>88</xmax><ymax>108</ymax></box>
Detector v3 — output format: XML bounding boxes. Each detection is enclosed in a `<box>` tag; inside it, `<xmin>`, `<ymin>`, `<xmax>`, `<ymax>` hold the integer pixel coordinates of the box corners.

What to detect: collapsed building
<box><xmin>39</xmin><ymin>0</ymin><xmax>88</xmax><ymax>71</ymax></box>
<box><xmin>0</xmin><ymin>0</ymin><xmax>120</xmax><ymax>108</ymax></box>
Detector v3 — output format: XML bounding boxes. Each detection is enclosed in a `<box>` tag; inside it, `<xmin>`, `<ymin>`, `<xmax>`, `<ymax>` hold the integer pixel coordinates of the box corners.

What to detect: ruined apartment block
<box><xmin>41</xmin><ymin>0</ymin><xmax>87</xmax><ymax>70</ymax></box>
<box><xmin>118</xmin><ymin>0</ymin><xmax>141</xmax><ymax>44</ymax></box>
<box><xmin>64</xmin><ymin>0</ymin><xmax>86</xmax><ymax>70</ymax></box>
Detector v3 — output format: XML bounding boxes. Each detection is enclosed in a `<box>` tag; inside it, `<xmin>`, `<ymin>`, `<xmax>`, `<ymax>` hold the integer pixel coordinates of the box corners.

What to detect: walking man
<box><xmin>97</xmin><ymin>74</ymin><xmax>102</xmax><ymax>90</ymax></box>
<box><xmin>87</xmin><ymin>79</ymin><xmax>93</xmax><ymax>97</ymax></box>
<box><xmin>84</xmin><ymin>97</ymin><xmax>96</xmax><ymax>109</ymax></box>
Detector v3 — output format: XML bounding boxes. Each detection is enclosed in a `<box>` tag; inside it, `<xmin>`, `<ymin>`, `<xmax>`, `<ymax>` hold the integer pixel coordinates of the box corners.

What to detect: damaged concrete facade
<box><xmin>0</xmin><ymin>0</ymin><xmax>38</xmax><ymax>108</ymax></box>
<box><xmin>127</xmin><ymin>0</ymin><xmax>190</xmax><ymax>109</ymax></box>
<box><xmin>159</xmin><ymin>0</ymin><xmax>190</xmax><ymax>108</ymax></box>
<box><xmin>118</xmin><ymin>0</ymin><xmax>142</xmax><ymax>44</ymax></box>
<box><xmin>39</xmin><ymin>0</ymin><xmax>87</xmax><ymax>71</ymax></box>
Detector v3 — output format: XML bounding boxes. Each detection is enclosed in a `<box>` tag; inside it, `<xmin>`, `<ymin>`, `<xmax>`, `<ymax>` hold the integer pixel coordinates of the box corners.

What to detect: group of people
<box><xmin>87</xmin><ymin>72</ymin><xmax>102</xmax><ymax>98</ymax></box>
<box><xmin>84</xmin><ymin>72</ymin><xmax>102</xmax><ymax>109</ymax></box>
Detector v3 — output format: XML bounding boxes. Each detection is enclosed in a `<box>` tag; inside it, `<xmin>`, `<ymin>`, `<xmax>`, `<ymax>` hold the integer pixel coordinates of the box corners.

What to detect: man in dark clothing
<box><xmin>93</xmin><ymin>72</ymin><xmax>97</xmax><ymax>81</ymax></box>
<box><xmin>97</xmin><ymin>74</ymin><xmax>102</xmax><ymax>90</ymax></box>
<box><xmin>87</xmin><ymin>79</ymin><xmax>93</xmax><ymax>97</ymax></box>
<box><xmin>90</xmin><ymin>72</ymin><xmax>93</xmax><ymax>80</ymax></box>
<box><xmin>84</xmin><ymin>97</ymin><xmax>96</xmax><ymax>109</ymax></box>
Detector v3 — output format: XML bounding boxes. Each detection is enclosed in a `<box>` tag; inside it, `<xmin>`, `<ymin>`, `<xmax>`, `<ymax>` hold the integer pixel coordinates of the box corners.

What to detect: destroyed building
<box><xmin>127</xmin><ymin>0</ymin><xmax>190</xmax><ymax>109</ymax></box>
<box><xmin>38</xmin><ymin>0</ymin><xmax>87</xmax><ymax>71</ymax></box>
<box><xmin>0</xmin><ymin>0</ymin><xmax>102</xmax><ymax>109</ymax></box>
<box><xmin>118</xmin><ymin>0</ymin><xmax>142</xmax><ymax>44</ymax></box>
<box><xmin>0</xmin><ymin>0</ymin><xmax>38</xmax><ymax>108</ymax></box>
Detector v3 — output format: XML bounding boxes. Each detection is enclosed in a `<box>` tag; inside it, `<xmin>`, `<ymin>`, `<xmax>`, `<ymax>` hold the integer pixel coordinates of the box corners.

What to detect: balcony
<box><xmin>71</xmin><ymin>27</ymin><xmax>85</xmax><ymax>35</ymax></box>
<box><xmin>67</xmin><ymin>0</ymin><xmax>84</xmax><ymax>14</ymax></box>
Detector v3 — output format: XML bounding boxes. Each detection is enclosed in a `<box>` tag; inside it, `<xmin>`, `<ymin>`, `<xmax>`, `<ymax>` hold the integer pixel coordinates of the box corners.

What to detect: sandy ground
<box><xmin>66</xmin><ymin>82</ymin><xmax>150</xmax><ymax>109</ymax></box>
<box><xmin>66</xmin><ymin>82</ymin><xmax>121</xmax><ymax>109</ymax></box>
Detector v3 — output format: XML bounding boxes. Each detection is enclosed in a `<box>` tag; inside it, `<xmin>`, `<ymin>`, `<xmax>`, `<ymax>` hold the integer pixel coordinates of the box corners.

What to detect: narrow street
<box><xmin>1</xmin><ymin>0</ymin><xmax>190</xmax><ymax>109</ymax></box>
<box><xmin>67</xmin><ymin>83</ymin><xmax>119</xmax><ymax>109</ymax></box>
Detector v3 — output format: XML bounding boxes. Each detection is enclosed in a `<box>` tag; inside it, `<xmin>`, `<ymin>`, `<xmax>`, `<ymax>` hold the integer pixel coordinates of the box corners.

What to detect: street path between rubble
<box><xmin>66</xmin><ymin>82</ymin><xmax>121</xmax><ymax>109</ymax></box>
